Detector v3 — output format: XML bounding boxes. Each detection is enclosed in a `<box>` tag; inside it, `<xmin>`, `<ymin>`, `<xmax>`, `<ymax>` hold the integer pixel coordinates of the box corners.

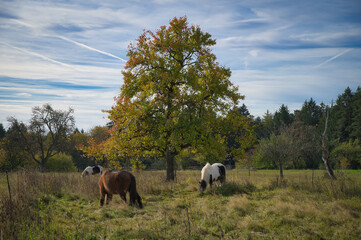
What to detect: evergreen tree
<box><xmin>350</xmin><ymin>87</ymin><xmax>361</xmax><ymax>140</ymax></box>
<box><xmin>273</xmin><ymin>104</ymin><xmax>294</xmax><ymax>131</ymax></box>
<box><xmin>335</xmin><ymin>87</ymin><xmax>353</xmax><ymax>142</ymax></box>
<box><xmin>297</xmin><ymin>98</ymin><xmax>323</xmax><ymax>126</ymax></box>
<box><xmin>0</xmin><ymin>123</ymin><xmax>5</xmax><ymax>139</ymax></box>
<box><xmin>254</xmin><ymin>110</ymin><xmax>275</xmax><ymax>139</ymax></box>
<box><xmin>237</xmin><ymin>104</ymin><xmax>250</xmax><ymax>117</ymax></box>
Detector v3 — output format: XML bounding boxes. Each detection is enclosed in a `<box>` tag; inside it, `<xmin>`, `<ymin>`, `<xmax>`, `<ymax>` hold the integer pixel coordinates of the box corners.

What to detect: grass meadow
<box><xmin>1</xmin><ymin>169</ymin><xmax>361</xmax><ymax>239</ymax></box>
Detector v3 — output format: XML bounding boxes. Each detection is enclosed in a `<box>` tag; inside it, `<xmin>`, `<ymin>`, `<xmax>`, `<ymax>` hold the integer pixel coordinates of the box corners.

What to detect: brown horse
<box><xmin>98</xmin><ymin>169</ymin><xmax>143</xmax><ymax>208</ymax></box>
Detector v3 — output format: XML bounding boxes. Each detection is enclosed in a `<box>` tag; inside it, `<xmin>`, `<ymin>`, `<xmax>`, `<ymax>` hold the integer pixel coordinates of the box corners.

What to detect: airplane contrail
<box><xmin>9</xmin><ymin>19</ymin><xmax>127</xmax><ymax>63</ymax></box>
<box><xmin>57</xmin><ymin>36</ymin><xmax>127</xmax><ymax>62</ymax></box>
<box><xmin>1</xmin><ymin>42</ymin><xmax>76</xmax><ymax>70</ymax></box>
<box><xmin>316</xmin><ymin>49</ymin><xmax>352</xmax><ymax>68</ymax></box>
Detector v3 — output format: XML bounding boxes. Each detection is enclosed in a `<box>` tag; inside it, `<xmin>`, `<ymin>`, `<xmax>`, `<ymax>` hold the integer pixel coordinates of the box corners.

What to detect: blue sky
<box><xmin>1</xmin><ymin>0</ymin><xmax>360</xmax><ymax>131</ymax></box>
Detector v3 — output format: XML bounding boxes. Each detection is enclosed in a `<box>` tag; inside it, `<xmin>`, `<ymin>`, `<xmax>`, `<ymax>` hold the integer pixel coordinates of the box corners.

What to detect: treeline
<box><xmin>0</xmin><ymin>87</ymin><xmax>360</xmax><ymax>172</ymax></box>
<box><xmin>252</xmin><ymin>86</ymin><xmax>361</xmax><ymax>171</ymax></box>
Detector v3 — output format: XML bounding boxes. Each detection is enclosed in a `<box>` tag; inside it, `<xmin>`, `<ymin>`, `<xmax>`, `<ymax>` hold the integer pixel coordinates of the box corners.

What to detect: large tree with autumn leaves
<box><xmin>91</xmin><ymin>17</ymin><xmax>252</xmax><ymax>180</ymax></box>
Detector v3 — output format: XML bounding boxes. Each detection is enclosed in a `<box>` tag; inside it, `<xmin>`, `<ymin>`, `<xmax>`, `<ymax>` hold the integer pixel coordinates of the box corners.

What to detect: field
<box><xmin>1</xmin><ymin>169</ymin><xmax>361</xmax><ymax>240</ymax></box>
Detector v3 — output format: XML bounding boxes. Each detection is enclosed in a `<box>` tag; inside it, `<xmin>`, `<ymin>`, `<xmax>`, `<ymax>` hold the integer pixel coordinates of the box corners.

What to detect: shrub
<box><xmin>45</xmin><ymin>153</ymin><xmax>77</xmax><ymax>172</ymax></box>
<box><xmin>331</xmin><ymin>140</ymin><xmax>361</xmax><ymax>169</ymax></box>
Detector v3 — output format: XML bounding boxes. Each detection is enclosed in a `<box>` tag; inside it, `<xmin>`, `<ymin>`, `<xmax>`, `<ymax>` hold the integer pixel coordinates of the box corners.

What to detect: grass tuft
<box><xmin>213</xmin><ymin>181</ymin><xmax>256</xmax><ymax>196</ymax></box>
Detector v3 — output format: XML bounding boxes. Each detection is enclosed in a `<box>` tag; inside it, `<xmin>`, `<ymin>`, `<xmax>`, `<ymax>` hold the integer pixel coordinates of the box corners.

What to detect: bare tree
<box><xmin>8</xmin><ymin>104</ymin><xmax>75</xmax><ymax>171</ymax></box>
<box><xmin>321</xmin><ymin>108</ymin><xmax>337</xmax><ymax>180</ymax></box>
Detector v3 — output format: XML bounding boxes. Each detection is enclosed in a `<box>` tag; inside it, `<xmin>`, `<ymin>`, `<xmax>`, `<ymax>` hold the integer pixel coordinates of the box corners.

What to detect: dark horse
<box><xmin>98</xmin><ymin>169</ymin><xmax>143</xmax><ymax>208</ymax></box>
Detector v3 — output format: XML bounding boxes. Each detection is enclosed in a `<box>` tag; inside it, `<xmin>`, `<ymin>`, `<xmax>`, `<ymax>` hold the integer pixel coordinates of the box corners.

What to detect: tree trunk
<box><xmin>247</xmin><ymin>153</ymin><xmax>251</xmax><ymax>177</ymax></box>
<box><xmin>38</xmin><ymin>156</ymin><xmax>50</xmax><ymax>172</ymax></box>
<box><xmin>322</xmin><ymin>109</ymin><xmax>337</xmax><ymax>180</ymax></box>
<box><xmin>279</xmin><ymin>162</ymin><xmax>284</xmax><ymax>178</ymax></box>
<box><xmin>322</xmin><ymin>137</ymin><xmax>336</xmax><ymax>180</ymax></box>
<box><xmin>166</xmin><ymin>156</ymin><xmax>175</xmax><ymax>181</ymax></box>
<box><xmin>39</xmin><ymin>161</ymin><xmax>46</xmax><ymax>172</ymax></box>
<box><xmin>166</xmin><ymin>147</ymin><xmax>175</xmax><ymax>181</ymax></box>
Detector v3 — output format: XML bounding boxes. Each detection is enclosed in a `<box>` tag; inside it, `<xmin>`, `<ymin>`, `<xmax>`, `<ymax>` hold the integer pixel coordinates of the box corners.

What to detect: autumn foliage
<box><xmin>83</xmin><ymin>17</ymin><xmax>253</xmax><ymax>179</ymax></box>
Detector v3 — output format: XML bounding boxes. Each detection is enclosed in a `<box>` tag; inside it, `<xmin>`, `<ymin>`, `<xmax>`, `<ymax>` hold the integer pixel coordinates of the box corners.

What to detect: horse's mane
<box><xmin>201</xmin><ymin>163</ymin><xmax>212</xmax><ymax>181</ymax></box>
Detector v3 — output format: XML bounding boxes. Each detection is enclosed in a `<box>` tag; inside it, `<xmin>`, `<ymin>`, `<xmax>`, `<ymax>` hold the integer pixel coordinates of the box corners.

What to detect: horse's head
<box><xmin>81</xmin><ymin>166</ymin><xmax>92</xmax><ymax>177</ymax></box>
<box><xmin>199</xmin><ymin>179</ymin><xmax>207</xmax><ymax>192</ymax></box>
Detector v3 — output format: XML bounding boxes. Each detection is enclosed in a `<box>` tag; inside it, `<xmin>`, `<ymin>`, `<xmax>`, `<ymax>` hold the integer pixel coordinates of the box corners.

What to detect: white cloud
<box><xmin>15</xmin><ymin>93</ymin><xmax>32</xmax><ymax>97</ymax></box>
<box><xmin>217</xmin><ymin>24</ymin><xmax>292</xmax><ymax>48</ymax></box>
<box><xmin>249</xmin><ymin>50</ymin><xmax>259</xmax><ymax>57</ymax></box>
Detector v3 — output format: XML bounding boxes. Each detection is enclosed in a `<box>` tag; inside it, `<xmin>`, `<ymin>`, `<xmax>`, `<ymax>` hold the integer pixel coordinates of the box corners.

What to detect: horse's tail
<box><xmin>129</xmin><ymin>174</ymin><xmax>143</xmax><ymax>209</ymax></box>
<box><xmin>136</xmin><ymin>192</ymin><xmax>143</xmax><ymax>209</ymax></box>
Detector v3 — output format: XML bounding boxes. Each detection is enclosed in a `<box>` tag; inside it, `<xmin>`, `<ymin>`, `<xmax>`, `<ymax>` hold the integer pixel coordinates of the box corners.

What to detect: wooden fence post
<box><xmin>6</xmin><ymin>170</ymin><xmax>12</xmax><ymax>202</ymax></box>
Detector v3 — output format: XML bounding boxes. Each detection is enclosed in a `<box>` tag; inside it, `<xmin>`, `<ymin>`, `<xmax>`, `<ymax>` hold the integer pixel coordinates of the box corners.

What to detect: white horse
<box><xmin>199</xmin><ymin>163</ymin><xmax>226</xmax><ymax>191</ymax></box>
<box><xmin>81</xmin><ymin>165</ymin><xmax>103</xmax><ymax>177</ymax></box>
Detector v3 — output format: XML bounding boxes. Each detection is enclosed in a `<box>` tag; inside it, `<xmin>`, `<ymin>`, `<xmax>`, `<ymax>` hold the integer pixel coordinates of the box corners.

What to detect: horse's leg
<box><xmin>128</xmin><ymin>176</ymin><xmax>136</xmax><ymax>207</ymax></box>
<box><xmin>220</xmin><ymin>176</ymin><xmax>225</xmax><ymax>185</ymax></box>
<box><xmin>218</xmin><ymin>165</ymin><xmax>226</xmax><ymax>186</ymax></box>
<box><xmin>214</xmin><ymin>177</ymin><xmax>221</xmax><ymax>187</ymax></box>
<box><xmin>209</xmin><ymin>174</ymin><xmax>213</xmax><ymax>189</ymax></box>
<box><xmin>99</xmin><ymin>187</ymin><xmax>106</xmax><ymax>207</ymax></box>
<box><xmin>120</xmin><ymin>193</ymin><xmax>126</xmax><ymax>203</ymax></box>
<box><xmin>129</xmin><ymin>190</ymin><xmax>135</xmax><ymax>207</ymax></box>
<box><xmin>106</xmin><ymin>194</ymin><xmax>113</xmax><ymax>205</ymax></box>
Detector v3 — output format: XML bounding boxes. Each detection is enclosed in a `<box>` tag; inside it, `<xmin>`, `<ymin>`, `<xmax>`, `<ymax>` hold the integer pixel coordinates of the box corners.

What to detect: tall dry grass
<box><xmin>0</xmin><ymin>169</ymin><xmax>360</xmax><ymax>239</ymax></box>
<box><xmin>0</xmin><ymin>171</ymin><xmax>99</xmax><ymax>239</ymax></box>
